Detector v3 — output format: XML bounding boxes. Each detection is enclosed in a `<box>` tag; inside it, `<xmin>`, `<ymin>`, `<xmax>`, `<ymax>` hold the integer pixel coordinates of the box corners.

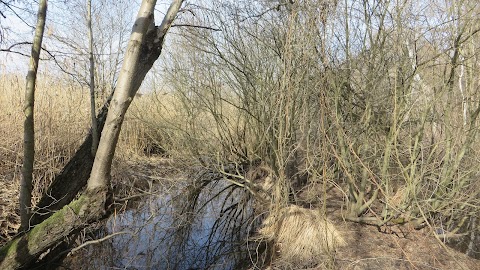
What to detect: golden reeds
<box><xmin>0</xmin><ymin>73</ymin><xmax>163</xmax><ymax>242</ymax></box>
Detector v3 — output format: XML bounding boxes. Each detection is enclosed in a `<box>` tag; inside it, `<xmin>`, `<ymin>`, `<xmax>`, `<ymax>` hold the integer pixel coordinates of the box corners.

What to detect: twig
<box><xmin>114</xmin><ymin>192</ymin><xmax>152</xmax><ymax>202</ymax></box>
<box><xmin>172</xmin><ymin>23</ymin><xmax>221</xmax><ymax>31</ymax></box>
<box><xmin>0</xmin><ymin>0</ymin><xmax>34</xmax><ymax>28</ymax></box>
<box><xmin>68</xmin><ymin>231</ymin><xmax>130</xmax><ymax>255</ymax></box>
<box><xmin>0</xmin><ymin>41</ymin><xmax>84</xmax><ymax>85</ymax></box>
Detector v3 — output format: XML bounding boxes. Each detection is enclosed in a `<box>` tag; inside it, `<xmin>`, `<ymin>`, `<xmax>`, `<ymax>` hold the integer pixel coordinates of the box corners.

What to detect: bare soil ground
<box><xmin>315</xmin><ymin>187</ymin><xmax>480</xmax><ymax>270</ymax></box>
<box><xmin>332</xmin><ymin>220</ymin><xmax>479</xmax><ymax>270</ymax></box>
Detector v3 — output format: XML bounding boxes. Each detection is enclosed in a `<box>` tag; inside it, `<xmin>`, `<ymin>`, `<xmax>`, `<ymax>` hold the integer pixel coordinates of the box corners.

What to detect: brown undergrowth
<box><xmin>289</xmin><ymin>182</ymin><xmax>480</xmax><ymax>270</ymax></box>
<box><xmin>1</xmin><ymin>71</ymin><xmax>480</xmax><ymax>269</ymax></box>
<box><xmin>0</xmin><ymin>73</ymin><xmax>165</xmax><ymax>246</ymax></box>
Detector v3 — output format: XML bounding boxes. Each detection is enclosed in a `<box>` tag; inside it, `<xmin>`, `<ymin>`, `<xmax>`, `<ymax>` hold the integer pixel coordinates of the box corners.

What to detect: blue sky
<box><xmin>0</xmin><ymin>1</ymin><xmax>175</xmax><ymax>74</ymax></box>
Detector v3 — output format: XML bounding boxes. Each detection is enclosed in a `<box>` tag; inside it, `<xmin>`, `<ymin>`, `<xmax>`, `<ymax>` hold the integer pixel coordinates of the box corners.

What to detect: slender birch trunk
<box><xmin>19</xmin><ymin>0</ymin><xmax>47</xmax><ymax>232</ymax></box>
<box><xmin>87</xmin><ymin>0</ymin><xmax>99</xmax><ymax>155</ymax></box>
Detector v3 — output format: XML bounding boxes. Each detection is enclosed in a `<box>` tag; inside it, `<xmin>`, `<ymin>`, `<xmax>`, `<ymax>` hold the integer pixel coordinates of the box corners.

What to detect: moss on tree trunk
<box><xmin>0</xmin><ymin>187</ymin><xmax>108</xmax><ymax>269</ymax></box>
<box><xmin>30</xmin><ymin>100</ymin><xmax>110</xmax><ymax>227</ymax></box>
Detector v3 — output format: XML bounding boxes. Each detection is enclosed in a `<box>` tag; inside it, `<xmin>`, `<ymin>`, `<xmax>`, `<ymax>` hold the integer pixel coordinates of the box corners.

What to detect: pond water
<box><xmin>76</xmin><ymin>177</ymin><xmax>258</xmax><ymax>270</ymax></box>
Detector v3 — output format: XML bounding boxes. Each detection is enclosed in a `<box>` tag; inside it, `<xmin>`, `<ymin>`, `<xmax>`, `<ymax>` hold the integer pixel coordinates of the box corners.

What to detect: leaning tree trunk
<box><xmin>19</xmin><ymin>0</ymin><xmax>47</xmax><ymax>232</ymax></box>
<box><xmin>30</xmin><ymin>0</ymin><xmax>183</xmax><ymax>227</ymax></box>
<box><xmin>0</xmin><ymin>0</ymin><xmax>184</xmax><ymax>268</ymax></box>
<box><xmin>29</xmin><ymin>97</ymin><xmax>110</xmax><ymax>227</ymax></box>
<box><xmin>87</xmin><ymin>0</ymin><xmax>183</xmax><ymax>189</ymax></box>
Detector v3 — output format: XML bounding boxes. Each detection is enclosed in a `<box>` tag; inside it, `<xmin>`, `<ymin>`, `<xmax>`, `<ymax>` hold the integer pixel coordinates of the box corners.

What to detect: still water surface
<box><xmin>83</xmin><ymin>178</ymin><xmax>255</xmax><ymax>270</ymax></box>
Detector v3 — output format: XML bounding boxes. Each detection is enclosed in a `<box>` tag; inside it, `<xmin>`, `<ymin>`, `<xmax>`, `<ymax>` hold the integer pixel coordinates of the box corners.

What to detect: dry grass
<box><xmin>258</xmin><ymin>205</ymin><xmax>345</xmax><ymax>269</ymax></box>
<box><xmin>0</xmin><ymin>72</ymin><xmax>161</xmax><ymax>243</ymax></box>
<box><xmin>120</xmin><ymin>91</ymin><xmax>183</xmax><ymax>158</ymax></box>
<box><xmin>125</xmin><ymin>90</ymin><xmax>236</xmax><ymax>160</ymax></box>
<box><xmin>0</xmin><ymin>174</ymin><xmax>19</xmax><ymax>242</ymax></box>
<box><xmin>0</xmin><ymin>72</ymin><xmax>91</xmax><ymax>193</ymax></box>
<box><xmin>0</xmin><ymin>72</ymin><xmax>90</xmax><ymax>242</ymax></box>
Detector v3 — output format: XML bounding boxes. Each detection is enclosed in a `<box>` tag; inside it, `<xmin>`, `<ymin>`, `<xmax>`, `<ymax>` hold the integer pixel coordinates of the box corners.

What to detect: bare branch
<box><xmin>69</xmin><ymin>231</ymin><xmax>131</xmax><ymax>255</ymax></box>
<box><xmin>0</xmin><ymin>41</ymin><xmax>85</xmax><ymax>85</ymax></box>
<box><xmin>172</xmin><ymin>23</ymin><xmax>220</xmax><ymax>31</ymax></box>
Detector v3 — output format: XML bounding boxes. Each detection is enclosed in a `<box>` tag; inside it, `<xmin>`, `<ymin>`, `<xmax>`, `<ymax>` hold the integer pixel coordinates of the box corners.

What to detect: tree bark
<box><xmin>19</xmin><ymin>0</ymin><xmax>47</xmax><ymax>232</ymax></box>
<box><xmin>1</xmin><ymin>187</ymin><xmax>108</xmax><ymax>269</ymax></box>
<box><xmin>88</xmin><ymin>0</ymin><xmax>184</xmax><ymax>189</ymax></box>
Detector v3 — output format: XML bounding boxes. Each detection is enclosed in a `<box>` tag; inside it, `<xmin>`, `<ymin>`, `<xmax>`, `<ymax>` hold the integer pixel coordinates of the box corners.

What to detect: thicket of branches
<box><xmin>133</xmin><ymin>0</ymin><xmax>480</xmax><ymax>252</ymax></box>
<box><xmin>1</xmin><ymin>0</ymin><xmax>480</xmax><ymax>267</ymax></box>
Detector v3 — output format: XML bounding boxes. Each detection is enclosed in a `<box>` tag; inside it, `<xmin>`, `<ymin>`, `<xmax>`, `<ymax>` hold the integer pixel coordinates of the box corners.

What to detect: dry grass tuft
<box><xmin>259</xmin><ymin>205</ymin><xmax>345</xmax><ymax>268</ymax></box>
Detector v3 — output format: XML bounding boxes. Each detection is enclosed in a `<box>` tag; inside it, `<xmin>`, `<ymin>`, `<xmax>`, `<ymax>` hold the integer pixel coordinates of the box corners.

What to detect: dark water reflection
<box><xmin>82</xmin><ymin>177</ymin><xmax>256</xmax><ymax>270</ymax></box>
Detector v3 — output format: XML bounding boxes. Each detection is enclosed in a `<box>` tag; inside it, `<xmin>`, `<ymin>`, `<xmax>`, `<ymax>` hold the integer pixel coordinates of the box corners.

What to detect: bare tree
<box><xmin>0</xmin><ymin>0</ymin><xmax>184</xmax><ymax>268</ymax></box>
<box><xmin>86</xmin><ymin>0</ymin><xmax>98</xmax><ymax>155</ymax></box>
<box><xmin>29</xmin><ymin>0</ymin><xmax>136</xmax><ymax>226</ymax></box>
<box><xmin>19</xmin><ymin>0</ymin><xmax>47</xmax><ymax>232</ymax></box>
<box><xmin>88</xmin><ymin>0</ymin><xmax>184</xmax><ymax>189</ymax></box>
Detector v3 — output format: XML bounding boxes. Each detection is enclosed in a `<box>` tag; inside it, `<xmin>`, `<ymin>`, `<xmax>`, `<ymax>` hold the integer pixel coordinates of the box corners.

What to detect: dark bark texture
<box><xmin>30</xmin><ymin>99</ymin><xmax>111</xmax><ymax>227</ymax></box>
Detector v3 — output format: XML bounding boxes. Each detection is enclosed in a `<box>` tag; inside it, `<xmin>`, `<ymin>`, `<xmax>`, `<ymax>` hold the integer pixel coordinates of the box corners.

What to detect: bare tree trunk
<box><xmin>1</xmin><ymin>0</ymin><xmax>183</xmax><ymax>268</ymax></box>
<box><xmin>87</xmin><ymin>0</ymin><xmax>99</xmax><ymax>155</ymax></box>
<box><xmin>19</xmin><ymin>0</ymin><xmax>47</xmax><ymax>232</ymax></box>
<box><xmin>30</xmin><ymin>0</ymin><xmax>183</xmax><ymax>227</ymax></box>
<box><xmin>86</xmin><ymin>0</ymin><xmax>157</xmax><ymax>188</ymax></box>
<box><xmin>88</xmin><ymin>0</ymin><xmax>184</xmax><ymax>189</ymax></box>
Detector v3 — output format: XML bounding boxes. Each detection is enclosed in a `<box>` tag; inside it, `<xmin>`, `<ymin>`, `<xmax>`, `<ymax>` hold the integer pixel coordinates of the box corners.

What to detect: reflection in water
<box><xmin>84</xmin><ymin>170</ymin><xmax>258</xmax><ymax>270</ymax></box>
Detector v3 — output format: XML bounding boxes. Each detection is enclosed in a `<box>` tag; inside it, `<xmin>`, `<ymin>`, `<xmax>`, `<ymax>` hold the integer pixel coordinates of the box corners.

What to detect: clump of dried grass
<box><xmin>259</xmin><ymin>205</ymin><xmax>345</xmax><ymax>269</ymax></box>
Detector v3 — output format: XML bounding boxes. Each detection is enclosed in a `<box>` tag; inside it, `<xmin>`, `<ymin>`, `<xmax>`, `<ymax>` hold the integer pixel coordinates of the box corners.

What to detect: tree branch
<box><xmin>69</xmin><ymin>231</ymin><xmax>130</xmax><ymax>255</ymax></box>
<box><xmin>0</xmin><ymin>42</ymin><xmax>84</xmax><ymax>85</ymax></box>
<box><xmin>172</xmin><ymin>23</ymin><xmax>220</xmax><ymax>31</ymax></box>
